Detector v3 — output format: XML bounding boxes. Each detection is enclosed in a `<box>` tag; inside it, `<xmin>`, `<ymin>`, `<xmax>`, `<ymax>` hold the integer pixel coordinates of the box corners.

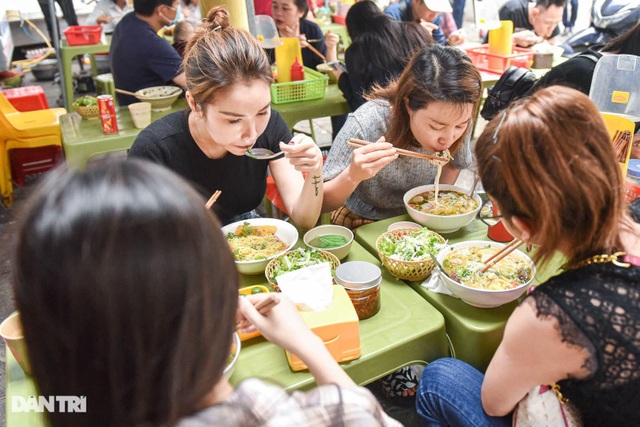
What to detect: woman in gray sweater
<box><xmin>322</xmin><ymin>44</ymin><xmax>482</xmax><ymax>230</ymax></box>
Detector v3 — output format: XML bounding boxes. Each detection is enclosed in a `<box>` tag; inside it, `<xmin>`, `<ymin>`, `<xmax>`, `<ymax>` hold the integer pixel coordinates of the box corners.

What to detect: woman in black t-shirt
<box><xmin>129</xmin><ymin>6</ymin><xmax>324</xmax><ymax>228</ymax></box>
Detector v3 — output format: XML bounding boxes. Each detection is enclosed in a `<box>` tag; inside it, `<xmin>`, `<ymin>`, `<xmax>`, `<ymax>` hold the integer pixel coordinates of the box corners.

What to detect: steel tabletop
<box><xmin>354</xmin><ymin>215</ymin><xmax>565</xmax><ymax>371</ymax></box>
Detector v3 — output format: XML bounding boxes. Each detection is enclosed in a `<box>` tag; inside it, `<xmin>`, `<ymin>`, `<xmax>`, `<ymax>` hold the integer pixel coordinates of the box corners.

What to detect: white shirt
<box><xmin>85</xmin><ymin>0</ymin><xmax>134</xmax><ymax>34</ymax></box>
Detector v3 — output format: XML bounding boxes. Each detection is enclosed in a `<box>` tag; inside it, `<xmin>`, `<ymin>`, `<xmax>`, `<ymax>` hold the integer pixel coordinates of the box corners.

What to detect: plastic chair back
<box><xmin>0</xmin><ymin>93</ymin><xmax>19</xmax><ymax>115</ymax></box>
<box><xmin>590</xmin><ymin>55</ymin><xmax>640</xmax><ymax>122</ymax></box>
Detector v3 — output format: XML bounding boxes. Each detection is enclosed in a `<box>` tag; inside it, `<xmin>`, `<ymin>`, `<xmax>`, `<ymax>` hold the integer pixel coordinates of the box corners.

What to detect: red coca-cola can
<box><xmin>97</xmin><ymin>95</ymin><xmax>119</xmax><ymax>134</ymax></box>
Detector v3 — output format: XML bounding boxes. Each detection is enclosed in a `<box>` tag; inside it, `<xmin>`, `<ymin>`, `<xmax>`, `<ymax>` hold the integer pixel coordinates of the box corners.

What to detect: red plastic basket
<box><xmin>625</xmin><ymin>178</ymin><xmax>640</xmax><ymax>203</ymax></box>
<box><xmin>465</xmin><ymin>45</ymin><xmax>534</xmax><ymax>74</ymax></box>
<box><xmin>64</xmin><ymin>25</ymin><xmax>103</xmax><ymax>46</ymax></box>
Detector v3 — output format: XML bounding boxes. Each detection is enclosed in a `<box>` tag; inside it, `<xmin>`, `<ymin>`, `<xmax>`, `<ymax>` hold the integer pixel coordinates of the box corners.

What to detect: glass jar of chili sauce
<box><xmin>334</xmin><ymin>261</ymin><xmax>381</xmax><ymax>320</ymax></box>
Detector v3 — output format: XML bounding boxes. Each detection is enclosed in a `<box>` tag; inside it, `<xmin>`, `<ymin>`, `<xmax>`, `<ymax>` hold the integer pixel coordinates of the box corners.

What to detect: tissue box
<box><xmin>286</xmin><ymin>285</ymin><xmax>361</xmax><ymax>371</ymax></box>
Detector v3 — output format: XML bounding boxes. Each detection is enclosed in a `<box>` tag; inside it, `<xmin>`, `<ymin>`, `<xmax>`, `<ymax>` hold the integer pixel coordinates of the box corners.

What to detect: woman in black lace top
<box><xmin>416</xmin><ymin>86</ymin><xmax>640</xmax><ymax>426</ymax></box>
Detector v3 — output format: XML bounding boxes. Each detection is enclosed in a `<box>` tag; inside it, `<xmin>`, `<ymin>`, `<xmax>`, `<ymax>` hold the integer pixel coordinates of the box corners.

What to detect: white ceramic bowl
<box><xmin>303</xmin><ymin>224</ymin><xmax>354</xmax><ymax>260</ymax></box>
<box><xmin>221</xmin><ymin>218</ymin><xmax>298</xmax><ymax>275</ymax></box>
<box><xmin>135</xmin><ymin>85</ymin><xmax>183</xmax><ymax>111</ymax></box>
<box><xmin>223</xmin><ymin>332</ymin><xmax>241</xmax><ymax>378</ymax></box>
<box><xmin>387</xmin><ymin>221</ymin><xmax>422</xmax><ymax>232</ymax></box>
<box><xmin>404</xmin><ymin>184</ymin><xmax>482</xmax><ymax>234</ymax></box>
<box><xmin>436</xmin><ymin>240</ymin><xmax>536</xmax><ymax>308</ymax></box>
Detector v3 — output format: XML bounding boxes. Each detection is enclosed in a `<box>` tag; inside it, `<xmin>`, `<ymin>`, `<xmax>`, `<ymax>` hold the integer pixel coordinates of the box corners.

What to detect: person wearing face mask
<box><xmin>322</xmin><ymin>44</ymin><xmax>482</xmax><ymax>231</ymax></box>
<box><xmin>496</xmin><ymin>0</ymin><xmax>566</xmax><ymax>47</ymax></box>
<box><xmin>129</xmin><ymin>7</ymin><xmax>324</xmax><ymax>229</ymax></box>
<box><xmin>110</xmin><ymin>0</ymin><xmax>186</xmax><ymax>106</ymax></box>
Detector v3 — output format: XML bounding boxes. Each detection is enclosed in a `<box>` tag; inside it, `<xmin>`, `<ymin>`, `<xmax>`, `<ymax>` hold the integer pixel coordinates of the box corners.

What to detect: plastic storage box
<box><xmin>465</xmin><ymin>45</ymin><xmax>534</xmax><ymax>74</ymax></box>
<box><xmin>589</xmin><ymin>54</ymin><xmax>640</xmax><ymax>123</ymax></box>
<box><xmin>63</xmin><ymin>25</ymin><xmax>103</xmax><ymax>46</ymax></box>
<box><xmin>270</xmin><ymin>67</ymin><xmax>328</xmax><ymax>104</ymax></box>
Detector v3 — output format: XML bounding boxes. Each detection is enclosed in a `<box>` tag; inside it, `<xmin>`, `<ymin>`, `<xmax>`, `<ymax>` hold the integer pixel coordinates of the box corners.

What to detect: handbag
<box><xmin>512</xmin><ymin>384</ymin><xmax>583</xmax><ymax>427</ymax></box>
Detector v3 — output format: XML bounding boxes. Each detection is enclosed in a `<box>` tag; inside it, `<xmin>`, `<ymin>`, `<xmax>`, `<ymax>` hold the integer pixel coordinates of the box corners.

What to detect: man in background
<box><xmin>110</xmin><ymin>0</ymin><xmax>186</xmax><ymax>106</ymax></box>
<box><xmin>37</xmin><ymin>0</ymin><xmax>79</xmax><ymax>41</ymax></box>
<box><xmin>384</xmin><ymin>0</ymin><xmax>464</xmax><ymax>45</ymax></box>
<box><xmin>498</xmin><ymin>0</ymin><xmax>565</xmax><ymax>47</ymax></box>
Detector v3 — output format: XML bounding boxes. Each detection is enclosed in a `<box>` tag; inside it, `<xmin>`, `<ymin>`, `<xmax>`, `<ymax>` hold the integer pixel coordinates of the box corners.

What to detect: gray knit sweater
<box><xmin>323</xmin><ymin>100</ymin><xmax>472</xmax><ymax>220</ymax></box>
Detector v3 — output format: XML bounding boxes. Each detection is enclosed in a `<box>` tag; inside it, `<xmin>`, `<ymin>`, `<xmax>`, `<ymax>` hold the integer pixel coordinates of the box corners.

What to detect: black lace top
<box><xmin>526</xmin><ymin>263</ymin><xmax>640</xmax><ymax>426</ymax></box>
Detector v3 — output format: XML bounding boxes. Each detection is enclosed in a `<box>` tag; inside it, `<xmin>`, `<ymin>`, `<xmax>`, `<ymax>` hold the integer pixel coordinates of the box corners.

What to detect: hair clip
<box><xmin>212</xmin><ymin>25</ymin><xmax>222</xmax><ymax>31</ymax></box>
<box><xmin>492</xmin><ymin>110</ymin><xmax>508</xmax><ymax>145</ymax></box>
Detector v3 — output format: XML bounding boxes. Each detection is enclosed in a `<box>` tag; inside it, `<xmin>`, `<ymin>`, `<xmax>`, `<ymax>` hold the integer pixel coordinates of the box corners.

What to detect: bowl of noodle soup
<box><xmin>436</xmin><ymin>240</ymin><xmax>536</xmax><ymax>308</ymax></box>
<box><xmin>222</xmin><ymin>218</ymin><xmax>298</xmax><ymax>275</ymax></box>
<box><xmin>404</xmin><ymin>184</ymin><xmax>482</xmax><ymax>234</ymax></box>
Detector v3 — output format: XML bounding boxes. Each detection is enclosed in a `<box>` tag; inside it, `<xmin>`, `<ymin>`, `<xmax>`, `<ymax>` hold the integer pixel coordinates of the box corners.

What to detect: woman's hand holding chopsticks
<box><xmin>346</xmin><ymin>136</ymin><xmax>399</xmax><ymax>183</ymax></box>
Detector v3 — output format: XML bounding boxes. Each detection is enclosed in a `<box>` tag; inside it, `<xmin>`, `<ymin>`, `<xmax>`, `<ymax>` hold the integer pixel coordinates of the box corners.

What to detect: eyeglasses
<box><xmin>164</xmin><ymin>4</ymin><xmax>177</xmax><ymax>12</ymax></box>
<box><xmin>477</xmin><ymin>198</ymin><xmax>502</xmax><ymax>227</ymax></box>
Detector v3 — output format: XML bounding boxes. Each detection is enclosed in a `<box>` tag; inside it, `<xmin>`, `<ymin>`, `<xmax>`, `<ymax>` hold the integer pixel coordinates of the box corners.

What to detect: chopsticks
<box><xmin>236</xmin><ymin>293</ymin><xmax>281</xmax><ymax>330</ymax></box>
<box><xmin>304</xmin><ymin>43</ymin><xmax>326</xmax><ymax>61</ymax></box>
<box><xmin>283</xmin><ymin>26</ymin><xmax>326</xmax><ymax>61</ymax></box>
<box><xmin>348</xmin><ymin>138</ymin><xmax>444</xmax><ymax>162</ymax></box>
<box><xmin>612</xmin><ymin>130</ymin><xmax>633</xmax><ymax>163</ymax></box>
<box><xmin>480</xmin><ymin>239</ymin><xmax>524</xmax><ymax>273</ymax></box>
<box><xmin>205</xmin><ymin>190</ymin><xmax>222</xmax><ymax>209</ymax></box>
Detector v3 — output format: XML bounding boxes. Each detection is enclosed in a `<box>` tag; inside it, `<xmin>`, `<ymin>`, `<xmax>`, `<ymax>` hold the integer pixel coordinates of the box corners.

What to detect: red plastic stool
<box><xmin>2</xmin><ymin>86</ymin><xmax>50</xmax><ymax>112</ymax></box>
<box><xmin>9</xmin><ymin>146</ymin><xmax>63</xmax><ymax>186</ymax></box>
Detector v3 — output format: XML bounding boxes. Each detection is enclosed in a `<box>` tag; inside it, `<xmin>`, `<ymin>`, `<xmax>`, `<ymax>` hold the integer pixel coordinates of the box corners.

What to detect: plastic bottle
<box><xmin>290</xmin><ymin>57</ymin><xmax>305</xmax><ymax>81</ymax></box>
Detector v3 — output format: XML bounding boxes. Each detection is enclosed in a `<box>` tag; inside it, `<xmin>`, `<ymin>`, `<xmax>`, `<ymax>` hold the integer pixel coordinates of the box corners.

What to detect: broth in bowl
<box><xmin>443</xmin><ymin>245</ymin><xmax>533</xmax><ymax>290</ymax></box>
<box><xmin>408</xmin><ymin>190</ymin><xmax>478</xmax><ymax>216</ymax></box>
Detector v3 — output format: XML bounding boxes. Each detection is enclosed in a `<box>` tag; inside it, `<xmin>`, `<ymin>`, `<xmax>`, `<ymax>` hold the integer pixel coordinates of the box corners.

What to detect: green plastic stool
<box><xmin>94</xmin><ymin>73</ymin><xmax>116</xmax><ymax>103</ymax></box>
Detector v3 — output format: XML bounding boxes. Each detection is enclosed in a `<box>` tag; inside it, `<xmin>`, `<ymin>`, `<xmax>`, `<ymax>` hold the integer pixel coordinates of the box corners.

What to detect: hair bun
<box><xmin>203</xmin><ymin>6</ymin><xmax>231</xmax><ymax>31</ymax></box>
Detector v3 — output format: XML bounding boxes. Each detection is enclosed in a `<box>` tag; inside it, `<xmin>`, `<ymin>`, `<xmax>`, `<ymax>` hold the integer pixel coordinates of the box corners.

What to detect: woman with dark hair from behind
<box><xmin>335</xmin><ymin>0</ymin><xmax>433</xmax><ymax>111</ymax></box>
<box><xmin>416</xmin><ymin>86</ymin><xmax>640</xmax><ymax>425</ymax></box>
<box><xmin>12</xmin><ymin>159</ymin><xmax>402</xmax><ymax>427</ymax></box>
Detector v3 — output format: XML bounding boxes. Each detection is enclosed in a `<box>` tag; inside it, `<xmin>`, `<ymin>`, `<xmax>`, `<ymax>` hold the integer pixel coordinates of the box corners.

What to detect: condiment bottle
<box><xmin>334</xmin><ymin>261</ymin><xmax>382</xmax><ymax>320</ymax></box>
<box><xmin>290</xmin><ymin>57</ymin><xmax>305</xmax><ymax>82</ymax></box>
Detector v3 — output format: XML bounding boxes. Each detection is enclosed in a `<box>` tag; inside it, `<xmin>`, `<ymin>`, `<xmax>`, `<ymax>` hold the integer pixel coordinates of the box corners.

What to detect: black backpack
<box><xmin>479</xmin><ymin>50</ymin><xmax>602</xmax><ymax>121</ymax></box>
<box><xmin>480</xmin><ymin>66</ymin><xmax>537</xmax><ymax>121</ymax></box>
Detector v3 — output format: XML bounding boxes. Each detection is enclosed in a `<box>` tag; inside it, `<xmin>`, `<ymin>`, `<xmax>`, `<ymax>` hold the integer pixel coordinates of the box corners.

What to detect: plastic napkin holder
<box><xmin>285</xmin><ymin>285</ymin><xmax>361</xmax><ymax>371</ymax></box>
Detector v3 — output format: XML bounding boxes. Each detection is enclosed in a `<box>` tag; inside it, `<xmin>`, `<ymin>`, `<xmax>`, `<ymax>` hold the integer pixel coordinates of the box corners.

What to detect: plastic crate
<box><xmin>270</xmin><ymin>67</ymin><xmax>328</xmax><ymax>104</ymax></box>
<box><xmin>63</xmin><ymin>25</ymin><xmax>103</xmax><ymax>46</ymax></box>
<box><xmin>465</xmin><ymin>45</ymin><xmax>534</xmax><ymax>74</ymax></box>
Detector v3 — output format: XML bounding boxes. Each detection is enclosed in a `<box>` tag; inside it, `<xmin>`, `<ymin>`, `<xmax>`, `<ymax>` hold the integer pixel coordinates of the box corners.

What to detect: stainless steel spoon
<box><xmin>245</xmin><ymin>148</ymin><xmax>285</xmax><ymax>160</ymax></box>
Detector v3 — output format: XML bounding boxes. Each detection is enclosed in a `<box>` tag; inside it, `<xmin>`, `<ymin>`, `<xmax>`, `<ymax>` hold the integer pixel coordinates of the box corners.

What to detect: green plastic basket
<box><xmin>270</xmin><ymin>67</ymin><xmax>328</xmax><ymax>104</ymax></box>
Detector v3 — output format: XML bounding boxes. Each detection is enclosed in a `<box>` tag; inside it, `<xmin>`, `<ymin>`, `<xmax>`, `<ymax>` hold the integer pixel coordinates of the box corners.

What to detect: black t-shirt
<box><xmin>499</xmin><ymin>0</ymin><xmax>560</xmax><ymax>38</ymax></box>
<box><xmin>128</xmin><ymin>109</ymin><xmax>292</xmax><ymax>225</ymax></box>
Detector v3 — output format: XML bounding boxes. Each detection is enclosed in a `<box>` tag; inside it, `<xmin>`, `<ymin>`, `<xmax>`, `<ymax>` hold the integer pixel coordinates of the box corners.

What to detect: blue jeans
<box><xmin>452</xmin><ymin>0</ymin><xmax>466</xmax><ymax>30</ymax></box>
<box><xmin>563</xmin><ymin>0</ymin><xmax>578</xmax><ymax>28</ymax></box>
<box><xmin>416</xmin><ymin>358</ymin><xmax>512</xmax><ymax>427</ymax></box>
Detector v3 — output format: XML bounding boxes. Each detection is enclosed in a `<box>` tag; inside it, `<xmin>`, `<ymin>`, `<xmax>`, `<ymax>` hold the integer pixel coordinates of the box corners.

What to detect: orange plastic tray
<box><xmin>465</xmin><ymin>45</ymin><xmax>534</xmax><ymax>74</ymax></box>
<box><xmin>238</xmin><ymin>285</ymin><xmax>270</xmax><ymax>341</ymax></box>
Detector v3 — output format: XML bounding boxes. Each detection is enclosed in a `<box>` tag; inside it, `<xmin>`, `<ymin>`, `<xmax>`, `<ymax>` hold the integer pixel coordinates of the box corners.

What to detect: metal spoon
<box><xmin>245</xmin><ymin>148</ymin><xmax>285</xmax><ymax>160</ymax></box>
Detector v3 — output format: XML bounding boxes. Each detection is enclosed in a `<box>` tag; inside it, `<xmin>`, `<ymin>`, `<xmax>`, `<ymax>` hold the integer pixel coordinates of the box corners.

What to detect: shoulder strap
<box><xmin>577</xmin><ymin>50</ymin><xmax>602</xmax><ymax>64</ymax></box>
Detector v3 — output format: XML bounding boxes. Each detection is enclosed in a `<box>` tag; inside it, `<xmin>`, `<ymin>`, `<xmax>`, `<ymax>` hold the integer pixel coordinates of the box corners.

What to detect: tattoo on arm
<box><xmin>312</xmin><ymin>175</ymin><xmax>321</xmax><ymax>196</ymax></box>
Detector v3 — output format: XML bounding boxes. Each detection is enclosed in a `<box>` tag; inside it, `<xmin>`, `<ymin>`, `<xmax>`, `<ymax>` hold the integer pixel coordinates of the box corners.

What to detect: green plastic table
<box><xmin>230</xmin><ymin>239</ymin><xmax>448</xmax><ymax>390</ymax></box>
<box><xmin>354</xmin><ymin>215</ymin><xmax>565</xmax><ymax>371</ymax></box>
<box><xmin>60</xmin><ymin>99</ymin><xmax>189</xmax><ymax>169</ymax></box>
<box><xmin>60</xmin><ymin>39</ymin><xmax>111</xmax><ymax>111</ymax></box>
<box><xmin>61</xmin><ymin>86</ymin><xmax>348</xmax><ymax>170</ymax></box>
<box><xmin>272</xmin><ymin>84</ymin><xmax>350</xmax><ymax>130</ymax></box>
<box><xmin>5</xmin><ymin>240</ymin><xmax>448</xmax><ymax>424</ymax></box>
